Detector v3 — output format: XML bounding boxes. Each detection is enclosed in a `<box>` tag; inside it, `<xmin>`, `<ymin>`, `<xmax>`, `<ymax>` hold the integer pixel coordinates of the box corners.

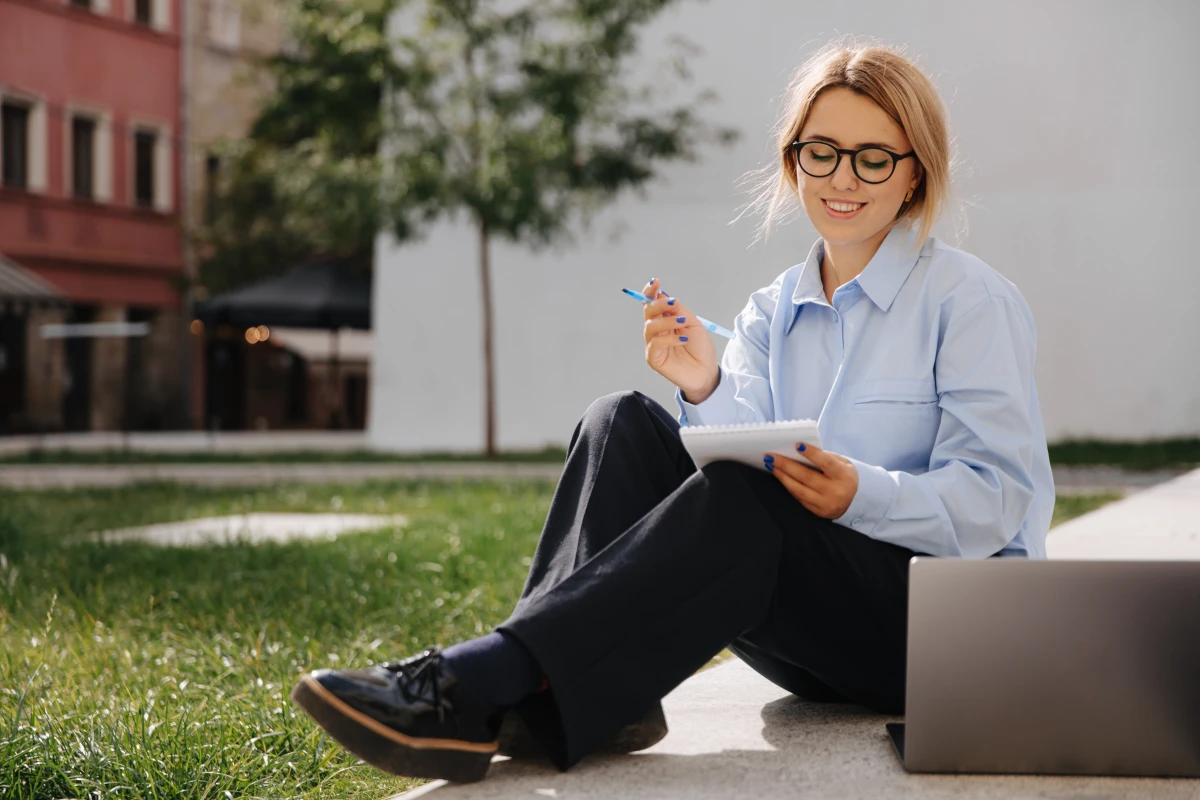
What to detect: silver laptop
<box><xmin>889</xmin><ymin>557</ymin><xmax>1200</xmax><ymax>777</ymax></box>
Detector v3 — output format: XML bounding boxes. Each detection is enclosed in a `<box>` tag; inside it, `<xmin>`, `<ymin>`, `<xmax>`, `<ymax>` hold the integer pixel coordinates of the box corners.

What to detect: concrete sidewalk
<box><xmin>0</xmin><ymin>462</ymin><xmax>564</xmax><ymax>489</ymax></box>
<box><xmin>88</xmin><ymin>513</ymin><xmax>406</xmax><ymax>547</ymax></box>
<box><xmin>394</xmin><ymin>658</ymin><xmax>1197</xmax><ymax>800</ymax></box>
<box><xmin>390</xmin><ymin>468</ymin><xmax>1200</xmax><ymax>800</ymax></box>
<box><xmin>1048</xmin><ymin>467</ymin><xmax>1200</xmax><ymax>559</ymax></box>
<box><xmin>0</xmin><ymin>430</ymin><xmax>368</xmax><ymax>456</ymax></box>
<box><xmin>0</xmin><ymin>461</ymin><xmax>1187</xmax><ymax>492</ymax></box>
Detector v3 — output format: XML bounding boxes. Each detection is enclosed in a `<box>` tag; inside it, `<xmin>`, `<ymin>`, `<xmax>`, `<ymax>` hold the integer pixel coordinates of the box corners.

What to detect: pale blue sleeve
<box><xmin>675</xmin><ymin>282</ymin><xmax>779</xmax><ymax>426</ymax></box>
<box><xmin>835</xmin><ymin>295</ymin><xmax>1040</xmax><ymax>558</ymax></box>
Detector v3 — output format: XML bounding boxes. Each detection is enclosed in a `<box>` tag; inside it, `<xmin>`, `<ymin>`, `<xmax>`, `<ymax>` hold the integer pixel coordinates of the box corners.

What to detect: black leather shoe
<box><xmin>290</xmin><ymin>646</ymin><xmax>501</xmax><ymax>783</ymax></box>
<box><xmin>496</xmin><ymin>701</ymin><xmax>669</xmax><ymax>759</ymax></box>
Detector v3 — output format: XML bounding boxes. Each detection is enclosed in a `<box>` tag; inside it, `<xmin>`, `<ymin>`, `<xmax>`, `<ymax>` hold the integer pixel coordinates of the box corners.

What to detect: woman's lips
<box><xmin>823</xmin><ymin>199</ymin><xmax>866</xmax><ymax>220</ymax></box>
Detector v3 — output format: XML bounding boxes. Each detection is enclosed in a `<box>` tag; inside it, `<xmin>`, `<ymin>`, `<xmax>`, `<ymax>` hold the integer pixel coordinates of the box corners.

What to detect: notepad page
<box><xmin>680</xmin><ymin>419</ymin><xmax>821</xmax><ymax>471</ymax></box>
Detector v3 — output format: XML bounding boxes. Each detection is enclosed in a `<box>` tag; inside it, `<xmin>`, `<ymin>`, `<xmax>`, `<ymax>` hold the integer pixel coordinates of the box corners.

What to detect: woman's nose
<box><xmin>829</xmin><ymin>155</ymin><xmax>858</xmax><ymax>191</ymax></box>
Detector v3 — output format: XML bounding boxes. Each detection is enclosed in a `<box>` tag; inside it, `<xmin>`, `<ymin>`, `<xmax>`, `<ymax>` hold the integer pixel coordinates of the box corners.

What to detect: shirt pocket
<box><xmin>843</xmin><ymin>378</ymin><xmax>940</xmax><ymax>471</ymax></box>
<box><xmin>850</xmin><ymin>379</ymin><xmax>938</xmax><ymax>408</ymax></box>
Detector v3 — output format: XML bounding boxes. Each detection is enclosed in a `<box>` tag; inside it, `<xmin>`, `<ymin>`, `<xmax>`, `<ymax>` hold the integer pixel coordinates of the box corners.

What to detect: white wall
<box><xmin>371</xmin><ymin>0</ymin><xmax>1200</xmax><ymax>452</ymax></box>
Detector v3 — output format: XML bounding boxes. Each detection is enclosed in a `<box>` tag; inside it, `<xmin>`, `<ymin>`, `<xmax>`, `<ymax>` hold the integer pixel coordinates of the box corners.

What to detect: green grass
<box><xmin>0</xmin><ymin>482</ymin><xmax>1119</xmax><ymax>799</ymax></box>
<box><xmin>1050</xmin><ymin>493</ymin><xmax>1121</xmax><ymax>527</ymax></box>
<box><xmin>0</xmin><ymin>480</ymin><xmax>554</xmax><ymax>799</ymax></box>
<box><xmin>1046</xmin><ymin>438</ymin><xmax>1200</xmax><ymax>471</ymax></box>
<box><xmin>4</xmin><ymin>437</ymin><xmax>1199</xmax><ymax>471</ymax></box>
<box><xmin>0</xmin><ymin>447</ymin><xmax>568</xmax><ymax>466</ymax></box>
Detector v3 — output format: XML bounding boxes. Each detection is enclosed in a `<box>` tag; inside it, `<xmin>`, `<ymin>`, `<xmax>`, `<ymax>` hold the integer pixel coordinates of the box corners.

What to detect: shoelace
<box><xmin>384</xmin><ymin>647</ymin><xmax>447</xmax><ymax>722</ymax></box>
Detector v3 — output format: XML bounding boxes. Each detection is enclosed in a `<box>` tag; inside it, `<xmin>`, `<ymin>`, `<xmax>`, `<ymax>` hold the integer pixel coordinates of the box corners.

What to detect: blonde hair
<box><xmin>742</xmin><ymin>38</ymin><xmax>953</xmax><ymax>246</ymax></box>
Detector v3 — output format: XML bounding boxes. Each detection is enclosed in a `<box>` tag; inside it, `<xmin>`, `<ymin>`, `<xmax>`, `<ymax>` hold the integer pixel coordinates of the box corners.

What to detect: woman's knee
<box><xmin>583</xmin><ymin>390</ymin><xmax>643</xmax><ymax>423</ymax></box>
<box><xmin>581</xmin><ymin>390</ymin><xmax>671</xmax><ymax>434</ymax></box>
<box><xmin>572</xmin><ymin>392</ymin><xmax>648</xmax><ymax>450</ymax></box>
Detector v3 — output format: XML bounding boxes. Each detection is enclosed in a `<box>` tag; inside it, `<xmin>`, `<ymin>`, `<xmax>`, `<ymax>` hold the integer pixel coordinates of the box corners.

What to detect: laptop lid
<box><xmin>903</xmin><ymin>557</ymin><xmax>1200</xmax><ymax>777</ymax></box>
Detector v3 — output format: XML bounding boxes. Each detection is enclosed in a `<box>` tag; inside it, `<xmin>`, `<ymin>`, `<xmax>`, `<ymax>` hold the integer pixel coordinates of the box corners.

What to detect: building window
<box><xmin>204</xmin><ymin>153</ymin><xmax>221</xmax><ymax>223</ymax></box>
<box><xmin>135</xmin><ymin>0</ymin><xmax>172</xmax><ymax>32</ymax></box>
<box><xmin>134</xmin><ymin>130</ymin><xmax>156</xmax><ymax>208</ymax></box>
<box><xmin>72</xmin><ymin>116</ymin><xmax>97</xmax><ymax>200</ymax></box>
<box><xmin>130</xmin><ymin>124</ymin><xmax>171</xmax><ymax>211</ymax></box>
<box><xmin>209</xmin><ymin>0</ymin><xmax>242</xmax><ymax>49</ymax></box>
<box><xmin>1</xmin><ymin>101</ymin><xmax>30</xmax><ymax>190</ymax></box>
<box><xmin>68</xmin><ymin>0</ymin><xmax>112</xmax><ymax>16</ymax></box>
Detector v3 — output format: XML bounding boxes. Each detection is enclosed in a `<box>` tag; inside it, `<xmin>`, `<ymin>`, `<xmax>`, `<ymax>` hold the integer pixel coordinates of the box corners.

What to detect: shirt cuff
<box><xmin>835</xmin><ymin>457</ymin><xmax>898</xmax><ymax>536</ymax></box>
<box><xmin>676</xmin><ymin>369</ymin><xmax>739</xmax><ymax>427</ymax></box>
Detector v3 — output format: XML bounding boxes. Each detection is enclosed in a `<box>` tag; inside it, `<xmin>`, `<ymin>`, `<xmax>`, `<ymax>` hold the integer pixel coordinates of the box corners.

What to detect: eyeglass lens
<box><xmin>796</xmin><ymin>142</ymin><xmax>895</xmax><ymax>183</ymax></box>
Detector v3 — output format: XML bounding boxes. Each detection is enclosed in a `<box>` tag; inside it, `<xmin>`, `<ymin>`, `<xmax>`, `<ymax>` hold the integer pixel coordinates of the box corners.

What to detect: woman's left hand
<box><xmin>765</xmin><ymin>443</ymin><xmax>860</xmax><ymax>520</ymax></box>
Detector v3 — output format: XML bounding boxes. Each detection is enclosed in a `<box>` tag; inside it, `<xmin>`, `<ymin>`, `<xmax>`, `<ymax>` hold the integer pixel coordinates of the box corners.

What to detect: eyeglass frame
<box><xmin>790</xmin><ymin>140</ymin><xmax>917</xmax><ymax>184</ymax></box>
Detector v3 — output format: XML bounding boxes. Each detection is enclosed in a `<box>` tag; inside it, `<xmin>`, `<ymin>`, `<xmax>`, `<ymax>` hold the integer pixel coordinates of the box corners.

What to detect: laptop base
<box><xmin>886</xmin><ymin>722</ymin><xmax>906</xmax><ymax>762</ymax></box>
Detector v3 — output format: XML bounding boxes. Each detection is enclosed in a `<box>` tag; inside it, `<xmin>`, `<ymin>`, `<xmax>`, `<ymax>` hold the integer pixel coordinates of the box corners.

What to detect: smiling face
<box><xmin>794</xmin><ymin>87</ymin><xmax>923</xmax><ymax>250</ymax></box>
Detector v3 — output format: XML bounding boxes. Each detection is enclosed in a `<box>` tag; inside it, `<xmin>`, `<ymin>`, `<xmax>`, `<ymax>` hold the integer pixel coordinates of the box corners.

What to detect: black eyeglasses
<box><xmin>791</xmin><ymin>141</ymin><xmax>916</xmax><ymax>184</ymax></box>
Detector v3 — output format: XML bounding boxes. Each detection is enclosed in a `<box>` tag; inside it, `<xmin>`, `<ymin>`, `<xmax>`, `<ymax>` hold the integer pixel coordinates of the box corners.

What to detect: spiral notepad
<box><xmin>680</xmin><ymin>419</ymin><xmax>822</xmax><ymax>472</ymax></box>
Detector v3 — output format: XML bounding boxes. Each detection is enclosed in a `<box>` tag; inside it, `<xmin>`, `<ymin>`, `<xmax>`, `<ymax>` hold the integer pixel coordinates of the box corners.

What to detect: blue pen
<box><xmin>621</xmin><ymin>288</ymin><xmax>736</xmax><ymax>339</ymax></box>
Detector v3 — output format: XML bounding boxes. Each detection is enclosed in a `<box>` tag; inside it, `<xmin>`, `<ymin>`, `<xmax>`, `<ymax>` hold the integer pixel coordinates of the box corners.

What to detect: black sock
<box><xmin>441</xmin><ymin>631</ymin><xmax>544</xmax><ymax>710</ymax></box>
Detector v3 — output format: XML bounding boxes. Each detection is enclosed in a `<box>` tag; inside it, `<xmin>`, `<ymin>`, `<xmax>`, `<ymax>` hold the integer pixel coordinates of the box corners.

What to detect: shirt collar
<box><xmin>791</xmin><ymin>238</ymin><xmax>827</xmax><ymax>306</ymax></box>
<box><xmin>791</xmin><ymin>223</ymin><xmax>926</xmax><ymax>312</ymax></box>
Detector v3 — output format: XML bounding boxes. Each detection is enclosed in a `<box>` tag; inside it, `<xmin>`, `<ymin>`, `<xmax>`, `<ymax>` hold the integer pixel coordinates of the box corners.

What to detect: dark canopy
<box><xmin>196</xmin><ymin>258</ymin><xmax>371</xmax><ymax>330</ymax></box>
<box><xmin>0</xmin><ymin>253</ymin><xmax>67</xmax><ymax>307</ymax></box>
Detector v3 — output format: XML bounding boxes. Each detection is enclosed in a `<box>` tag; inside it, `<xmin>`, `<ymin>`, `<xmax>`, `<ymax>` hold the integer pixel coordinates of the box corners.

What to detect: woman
<box><xmin>290</xmin><ymin>41</ymin><xmax>1054</xmax><ymax>783</ymax></box>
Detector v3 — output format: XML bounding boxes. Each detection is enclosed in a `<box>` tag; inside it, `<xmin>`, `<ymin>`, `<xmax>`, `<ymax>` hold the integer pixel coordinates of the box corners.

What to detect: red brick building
<box><xmin>0</xmin><ymin>0</ymin><xmax>186</xmax><ymax>432</ymax></box>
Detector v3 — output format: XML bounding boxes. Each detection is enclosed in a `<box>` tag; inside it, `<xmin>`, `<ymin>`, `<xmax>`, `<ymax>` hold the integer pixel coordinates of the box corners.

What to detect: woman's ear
<box><xmin>910</xmin><ymin>162</ymin><xmax>925</xmax><ymax>193</ymax></box>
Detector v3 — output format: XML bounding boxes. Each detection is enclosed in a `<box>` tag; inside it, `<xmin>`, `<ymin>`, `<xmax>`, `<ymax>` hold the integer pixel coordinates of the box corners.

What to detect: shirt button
<box><xmin>852</xmin><ymin>517</ymin><xmax>864</xmax><ymax>528</ymax></box>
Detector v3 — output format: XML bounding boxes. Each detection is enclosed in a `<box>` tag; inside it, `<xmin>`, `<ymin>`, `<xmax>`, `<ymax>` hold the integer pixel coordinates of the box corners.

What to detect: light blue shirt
<box><xmin>676</xmin><ymin>223</ymin><xmax>1054</xmax><ymax>559</ymax></box>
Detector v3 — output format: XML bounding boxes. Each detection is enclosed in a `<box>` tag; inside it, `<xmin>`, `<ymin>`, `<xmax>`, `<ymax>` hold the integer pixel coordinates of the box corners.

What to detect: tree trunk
<box><xmin>479</xmin><ymin>217</ymin><xmax>497</xmax><ymax>458</ymax></box>
<box><xmin>328</xmin><ymin>327</ymin><xmax>343</xmax><ymax>430</ymax></box>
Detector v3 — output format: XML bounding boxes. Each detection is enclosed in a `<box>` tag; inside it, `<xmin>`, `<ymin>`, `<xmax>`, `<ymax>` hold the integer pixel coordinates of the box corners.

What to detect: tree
<box><xmin>199</xmin><ymin>0</ymin><xmax>396</xmax><ymax>294</ymax></box>
<box><xmin>202</xmin><ymin>0</ymin><xmax>735</xmax><ymax>455</ymax></box>
<box><xmin>379</xmin><ymin>0</ymin><xmax>737</xmax><ymax>456</ymax></box>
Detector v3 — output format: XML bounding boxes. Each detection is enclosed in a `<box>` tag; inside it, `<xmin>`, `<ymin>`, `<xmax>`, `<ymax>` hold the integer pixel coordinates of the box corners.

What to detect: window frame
<box><xmin>133</xmin><ymin>129</ymin><xmax>156</xmax><ymax>209</ymax></box>
<box><xmin>207</xmin><ymin>0</ymin><xmax>242</xmax><ymax>50</ymax></box>
<box><xmin>126</xmin><ymin>118</ymin><xmax>173</xmax><ymax>213</ymax></box>
<box><xmin>71</xmin><ymin>114</ymin><xmax>97</xmax><ymax>201</ymax></box>
<box><xmin>65</xmin><ymin>0</ymin><xmax>112</xmax><ymax>15</ymax></box>
<box><xmin>124</xmin><ymin>0</ymin><xmax>171</xmax><ymax>32</ymax></box>
<box><xmin>204</xmin><ymin>152</ymin><xmax>221</xmax><ymax>224</ymax></box>
<box><xmin>1</xmin><ymin>100</ymin><xmax>32</xmax><ymax>191</ymax></box>
<box><xmin>63</xmin><ymin>103</ymin><xmax>113</xmax><ymax>203</ymax></box>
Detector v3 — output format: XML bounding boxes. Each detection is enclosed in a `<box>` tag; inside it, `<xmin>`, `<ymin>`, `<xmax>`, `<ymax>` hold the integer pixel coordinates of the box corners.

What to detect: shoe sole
<box><xmin>497</xmin><ymin>702</ymin><xmax>669</xmax><ymax>759</ymax></box>
<box><xmin>290</xmin><ymin>675</ymin><xmax>496</xmax><ymax>783</ymax></box>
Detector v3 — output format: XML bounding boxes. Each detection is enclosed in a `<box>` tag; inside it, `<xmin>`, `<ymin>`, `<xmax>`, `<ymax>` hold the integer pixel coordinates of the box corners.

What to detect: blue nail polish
<box><xmin>663</xmin><ymin>292</ymin><xmax>671</xmax><ymax>297</ymax></box>
<box><xmin>679</xmin><ymin>335</ymin><xmax>689</xmax><ymax>342</ymax></box>
<box><xmin>676</xmin><ymin>316</ymin><xmax>686</xmax><ymax>323</ymax></box>
<box><xmin>764</xmin><ymin>455</ymin><xmax>775</xmax><ymax>463</ymax></box>
<box><xmin>797</xmin><ymin>443</ymin><xmax>807</xmax><ymax>452</ymax></box>
<box><xmin>667</xmin><ymin>298</ymin><xmax>676</xmax><ymax>306</ymax></box>
<box><xmin>766</xmin><ymin>462</ymin><xmax>775</xmax><ymax>472</ymax></box>
<box><xmin>650</xmin><ymin>277</ymin><xmax>656</xmax><ymax>284</ymax></box>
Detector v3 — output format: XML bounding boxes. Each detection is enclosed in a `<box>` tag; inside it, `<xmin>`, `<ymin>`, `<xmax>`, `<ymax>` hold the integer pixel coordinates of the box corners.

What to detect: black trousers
<box><xmin>497</xmin><ymin>391</ymin><xmax>919</xmax><ymax>770</ymax></box>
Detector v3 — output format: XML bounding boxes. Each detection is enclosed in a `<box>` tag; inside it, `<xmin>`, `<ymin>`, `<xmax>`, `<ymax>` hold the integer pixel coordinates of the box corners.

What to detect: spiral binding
<box><xmin>680</xmin><ymin>419</ymin><xmax>818</xmax><ymax>435</ymax></box>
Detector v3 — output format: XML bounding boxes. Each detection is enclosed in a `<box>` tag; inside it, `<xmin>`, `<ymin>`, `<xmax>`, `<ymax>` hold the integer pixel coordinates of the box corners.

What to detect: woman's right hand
<box><xmin>642</xmin><ymin>278</ymin><xmax>721</xmax><ymax>403</ymax></box>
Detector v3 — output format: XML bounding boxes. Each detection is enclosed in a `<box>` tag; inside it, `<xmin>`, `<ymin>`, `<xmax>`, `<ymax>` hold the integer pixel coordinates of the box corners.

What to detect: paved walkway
<box><xmin>0</xmin><ymin>430</ymin><xmax>368</xmax><ymax>456</ymax></box>
<box><xmin>0</xmin><ymin>462</ymin><xmax>564</xmax><ymax>489</ymax></box>
<box><xmin>391</xmin><ymin>468</ymin><xmax>1200</xmax><ymax>800</ymax></box>
<box><xmin>88</xmin><ymin>513</ymin><xmax>406</xmax><ymax>547</ymax></box>
<box><xmin>1048</xmin><ymin>464</ymin><xmax>1192</xmax><ymax>495</ymax></box>
<box><xmin>0</xmin><ymin>461</ymin><xmax>1187</xmax><ymax>492</ymax></box>
<box><xmin>1048</xmin><ymin>467</ymin><xmax>1200</xmax><ymax>559</ymax></box>
<box><xmin>394</xmin><ymin>658</ymin><xmax>1198</xmax><ymax>800</ymax></box>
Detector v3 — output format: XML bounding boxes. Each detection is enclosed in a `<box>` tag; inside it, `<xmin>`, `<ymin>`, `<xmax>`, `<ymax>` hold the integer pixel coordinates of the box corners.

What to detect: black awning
<box><xmin>195</xmin><ymin>258</ymin><xmax>372</xmax><ymax>330</ymax></box>
<box><xmin>0</xmin><ymin>253</ymin><xmax>67</xmax><ymax>308</ymax></box>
